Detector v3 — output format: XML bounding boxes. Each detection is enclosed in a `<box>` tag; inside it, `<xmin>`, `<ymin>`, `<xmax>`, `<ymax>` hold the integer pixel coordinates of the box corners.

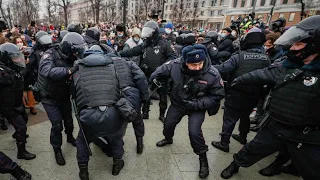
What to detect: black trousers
<box><xmin>163</xmin><ymin>105</ymin><xmax>208</xmax><ymax>155</ymax></box>
<box><xmin>220</xmin><ymin>106</ymin><xmax>251</xmax><ymax>143</ymax></box>
<box><xmin>0</xmin><ymin>151</ymin><xmax>17</xmax><ymax>174</ymax></box>
<box><xmin>234</xmin><ymin>123</ymin><xmax>320</xmax><ymax>180</ymax></box>
<box><xmin>42</xmin><ymin>100</ymin><xmax>74</xmax><ymax>149</ymax></box>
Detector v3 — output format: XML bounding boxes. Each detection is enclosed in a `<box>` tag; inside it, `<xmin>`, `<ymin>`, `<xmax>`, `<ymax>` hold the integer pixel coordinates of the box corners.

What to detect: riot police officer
<box><xmin>67</xmin><ymin>23</ymin><xmax>82</xmax><ymax>34</ymax></box>
<box><xmin>0</xmin><ymin>113</ymin><xmax>8</xmax><ymax>130</ymax></box>
<box><xmin>83</xmin><ymin>27</ymin><xmax>115</xmax><ymax>53</ymax></box>
<box><xmin>220</xmin><ymin>15</ymin><xmax>320</xmax><ymax>180</ymax></box>
<box><xmin>0</xmin><ymin>43</ymin><xmax>36</xmax><ymax>160</ymax></box>
<box><xmin>37</xmin><ymin>32</ymin><xmax>86</xmax><ymax>165</ymax></box>
<box><xmin>28</xmin><ymin>31</ymin><xmax>53</xmax><ymax>82</ymax></box>
<box><xmin>211</xmin><ymin>28</ymin><xmax>271</xmax><ymax>152</ymax></box>
<box><xmin>0</xmin><ymin>151</ymin><xmax>31</xmax><ymax>180</ymax></box>
<box><xmin>56</xmin><ymin>30</ymin><xmax>68</xmax><ymax>43</ymax></box>
<box><xmin>72</xmin><ymin>46</ymin><xmax>148</xmax><ymax>179</ymax></box>
<box><xmin>201</xmin><ymin>31</ymin><xmax>220</xmax><ymax>65</ymax></box>
<box><xmin>119</xmin><ymin>21</ymin><xmax>177</xmax><ymax>121</ymax></box>
<box><xmin>152</xmin><ymin>44</ymin><xmax>224</xmax><ymax>178</ymax></box>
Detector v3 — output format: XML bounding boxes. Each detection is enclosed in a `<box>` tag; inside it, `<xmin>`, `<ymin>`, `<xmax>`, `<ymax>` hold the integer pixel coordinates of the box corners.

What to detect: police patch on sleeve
<box><xmin>42</xmin><ymin>54</ymin><xmax>50</xmax><ymax>59</ymax></box>
<box><xmin>170</xmin><ymin>45</ymin><xmax>176</xmax><ymax>52</ymax></box>
<box><xmin>220</xmin><ymin>79</ymin><xmax>224</xmax><ymax>87</ymax></box>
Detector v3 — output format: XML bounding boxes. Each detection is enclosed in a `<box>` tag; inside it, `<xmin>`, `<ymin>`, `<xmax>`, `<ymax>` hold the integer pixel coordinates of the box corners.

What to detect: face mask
<box><xmin>231</xmin><ymin>31</ymin><xmax>237</xmax><ymax>37</ymax></box>
<box><xmin>220</xmin><ymin>33</ymin><xmax>227</xmax><ymax>38</ymax></box>
<box><xmin>118</xmin><ymin>33</ymin><xmax>123</xmax><ymax>37</ymax></box>
<box><xmin>287</xmin><ymin>50</ymin><xmax>306</xmax><ymax>65</ymax></box>
<box><xmin>165</xmin><ymin>28</ymin><xmax>172</xmax><ymax>34</ymax></box>
<box><xmin>17</xmin><ymin>43</ymin><xmax>23</xmax><ymax>48</ymax></box>
<box><xmin>133</xmin><ymin>37</ymin><xmax>140</xmax><ymax>42</ymax></box>
<box><xmin>266</xmin><ymin>47</ymin><xmax>275</xmax><ymax>55</ymax></box>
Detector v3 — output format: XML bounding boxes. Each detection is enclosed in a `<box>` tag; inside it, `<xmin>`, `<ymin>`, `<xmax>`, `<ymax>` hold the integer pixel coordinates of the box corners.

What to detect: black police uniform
<box><xmin>73</xmin><ymin>52</ymin><xmax>138</xmax><ymax>178</ymax></box>
<box><xmin>120</xmin><ymin>36</ymin><xmax>177</xmax><ymax>120</ymax></box>
<box><xmin>222</xmin><ymin>57</ymin><xmax>320</xmax><ymax>180</ymax></box>
<box><xmin>84</xmin><ymin>27</ymin><xmax>115</xmax><ymax>54</ymax></box>
<box><xmin>151</xmin><ymin>47</ymin><xmax>224</xmax><ymax>154</ymax></box>
<box><xmin>212</xmin><ymin>47</ymin><xmax>270</xmax><ymax>150</ymax></box>
<box><xmin>201</xmin><ymin>31</ymin><xmax>220</xmax><ymax>65</ymax></box>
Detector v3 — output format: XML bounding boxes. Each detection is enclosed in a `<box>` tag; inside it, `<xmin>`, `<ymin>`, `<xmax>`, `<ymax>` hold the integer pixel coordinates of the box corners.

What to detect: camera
<box><xmin>270</xmin><ymin>17</ymin><xmax>287</xmax><ymax>33</ymax></box>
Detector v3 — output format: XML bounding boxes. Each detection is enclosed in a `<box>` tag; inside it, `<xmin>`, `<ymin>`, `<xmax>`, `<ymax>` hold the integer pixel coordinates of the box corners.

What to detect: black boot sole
<box><xmin>211</xmin><ymin>141</ymin><xmax>229</xmax><ymax>152</ymax></box>
<box><xmin>112</xmin><ymin>161</ymin><xmax>124</xmax><ymax>176</ymax></box>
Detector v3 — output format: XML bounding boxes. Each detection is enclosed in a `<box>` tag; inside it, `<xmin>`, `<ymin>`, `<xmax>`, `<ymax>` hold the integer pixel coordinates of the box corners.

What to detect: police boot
<box><xmin>198</xmin><ymin>153</ymin><xmax>209</xmax><ymax>178</ymax></box>
<box><xmin>11</xmin><ymin>166</ymin><xmax>32</xmax><ymax>180</ymax></box>
<box><xmin>136</xmin><ymin>137</ymin><xmax>144</xmax><ymax>154</ymax></box>
<box><xmin>142</xmin><ymin>112</ymin><xmax>149</xmax><ymax>119</ymax></box>
<box><xmin>0</xmin><ymin>118</ymin><xmax>8</xmax><ymax>130</ymax></box>
<box><xmin>156</xmin><ymin>138</ymin><xmax>173</xmax><ymax>147</ymax></box>
<box><xmin>221</xmin><ymin>161</ymin><xmax>239</xmax><ymax>179</ymax></box>
<box><xmin>211</xmin><ymin>136</ymin><xmax>229</xmax><ymax>152</ymax></box>
<box><xmin>79</xmin><ymin>164</ymin><xmax>89</xmax><ymax>180</ymax></box>
<box><xmin>112</xmin><ymin>158</ymin><xmax>124</xmax><ymax>176</ymax></box>
<box><xmin>54</xmin><ymin>148</ymin><xmax>66</xmax><ymax>166</ymax></box>
<box><xmin>67</xmin><ymin>134</ymin><xmax>76</xmax><ymax>147</ymax></box>
<box><xmin>17</xmin><ymin>144</ymin><xmax>36</xmax><ymax>160</ymax></box>
<box><xmin>259</xmin><ymin>160</ymin><xmax>282</xmax><ymax>176</ymax></box>
<box><xmin>281</xmin><ymin>163</ymin><xmax>300</xmax><ymax>177</ymax></box>
<box><xmin>231</xmin><ymin>133</ymin><xmax>247</xmax><ymax>145</ymax></box>
<box><xmin>159</xmin><ymin>109</ymin><xmax>166</xmax><ymax>122</ymax></box>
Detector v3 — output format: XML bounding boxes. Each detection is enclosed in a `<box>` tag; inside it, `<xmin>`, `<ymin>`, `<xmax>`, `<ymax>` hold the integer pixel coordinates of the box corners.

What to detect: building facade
<box><xmin>225</xmin><ymin>0</ymin><xmax>320</xmax><ymax>27</ymax></box>
<box><xmin>163</xmin><ymin>0</ymin><xmax>229</xmax><ymax>30</ymax></box>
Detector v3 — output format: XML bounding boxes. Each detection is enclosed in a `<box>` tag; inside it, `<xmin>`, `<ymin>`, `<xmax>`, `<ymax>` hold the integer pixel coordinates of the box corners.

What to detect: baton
<box><xmin>148</xmin><ymin>78</ymin><xmax>162</xmax><ymax>99</ymax></box>
<box><xmin>70</xmin><ymin>98</ymin><xmax>92</xmax><ymax>156</ymax></box>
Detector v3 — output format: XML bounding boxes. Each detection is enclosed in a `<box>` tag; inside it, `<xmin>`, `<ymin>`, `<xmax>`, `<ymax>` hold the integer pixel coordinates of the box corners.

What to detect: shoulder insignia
<box><xmin>243</xmin><ymin>53</ymin><xmax>268</xmax><ymax>61</ymax></box>
<box><xmin>208</xmin><ymin>66</ymin><xmax>217</xmax><ymax>76</ymax></box>
<box><xmin>42</xmin><ymin>54</ymin><xmax>51</xmax><ymax>60</ymax></box>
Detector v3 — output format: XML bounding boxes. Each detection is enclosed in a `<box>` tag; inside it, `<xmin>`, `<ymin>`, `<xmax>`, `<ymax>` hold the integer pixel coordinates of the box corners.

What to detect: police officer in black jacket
<box><xmin>73</xmin><ymin>46</ymin><xmax>148</xmax><ymax>179</ymax></box>
<box><xmin>151</xmin><ymin>44</ymin><xmax>224</xmax><ymax>179</ymax></box>
<box><xmin>220</xmin><ymin>15</ymin><xmax>320</xmax><ymax>180</ymax></box>
<box><xmin>84</xmin><ymin>27</ymin><xmax>115</xmax><ymax>54</ymax></box>
<box><xmin>211</xmin><ymin>28</ymin><xmax>271</xmax><ymax>153</ymax></box>
<box><xmin>119</xmin><ymin>21</ymin><xmax>177</xmax><ymax>121</ymax></box>
<box><xmin>0</xmin><ymin>43</ymin><xmax>36</xmax><ymax>161</ymax></box>
<box><xmin>28</xmin><ymin>31</ymin><xmax>53</xmax><ymax>82</ymax></box>
<box><xmin>37</xmin><ymin>32</ymin><xmax>86</xmax><ymax>166</ymax></box>
<box><xmin>201</xmin><ymin>31</ymin><xmax>220</xmax><ymax>65</ymax></box>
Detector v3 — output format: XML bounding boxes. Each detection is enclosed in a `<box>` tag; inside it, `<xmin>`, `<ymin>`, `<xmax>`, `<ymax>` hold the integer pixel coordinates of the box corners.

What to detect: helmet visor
<box><xmin>10</xmin><ymin>52</ymin><xmax>26</xmax><ymax>68</ymax></box>
<box><xmin>274</xmin><ymin>26</ymin><xmax>310</xmax><ymax>46</ymax></box>
<box><xmin>141</xmin><ymin>27</ymin><xmax>155</xmax><ymax>39</ymax></box>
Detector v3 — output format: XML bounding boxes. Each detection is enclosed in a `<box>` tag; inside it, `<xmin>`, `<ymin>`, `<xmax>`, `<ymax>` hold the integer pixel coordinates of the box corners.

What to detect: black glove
<box><xmin>183</xmin><ymin>100</ymin><xmax>198</xmax><ymax>110</ymax></box>
<box><xmin>69</xmin><ymin>65</ymin><xmax>79</xmax><ymax>75</ymax></box>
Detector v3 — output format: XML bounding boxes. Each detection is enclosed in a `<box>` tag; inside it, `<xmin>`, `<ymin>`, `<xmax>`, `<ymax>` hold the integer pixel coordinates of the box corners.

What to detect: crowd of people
<box><xmin>0</xmin><ymin>14</ymin><xmax>320</xmax><ymax>180</ymax></box>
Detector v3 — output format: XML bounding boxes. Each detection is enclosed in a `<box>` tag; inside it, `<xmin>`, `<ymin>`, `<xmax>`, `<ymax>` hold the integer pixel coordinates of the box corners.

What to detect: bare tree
<box><xmin>171</xmin><ymin>0</ymin><xmax>187</xmax><ymax>24</ymax></box>
<box><xmin>56</xmin><ymin>0</ymin><xmax>70</xmax><ymax>27</ymax></box>
<box><xmin>89</xmin><ymin>0</ymin><xmax>105</xmax><ymax>24</ymax></box>
<box><xmin>141</xmin><ymin>0</ymin><xmax>152</xmax><ymax>21</ymax></box>
<box><xmin>191</xmin><ymin>1</ymin><xmax>199</xmax><ymax>28</ymax></box>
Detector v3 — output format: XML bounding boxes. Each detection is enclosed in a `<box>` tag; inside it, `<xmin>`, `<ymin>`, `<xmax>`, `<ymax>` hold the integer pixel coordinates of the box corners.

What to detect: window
<box><xmin>251</xmin><ymin>0</ymin><xmax>255</xmax><ymax>6</ymax></box>
<box><xmin>131</xmin><ymin>10</ymin><xmax>133</xmax><ymax>14</ymax></box>
<box><xmin>260</xmin><ymin>0</ymin><xmax>265</xmax><ymax>6</ymax></box>
<box><xmin>201</xmin><ymin>11</ymin><xmax>204</xmax><ymax>15</ymax></box>
<box><xmin>220</xmin><ymin>0</ymin><xmax>225</xmax><ymax>5</ymax></box>
<box><xmin>241</xmin><ymin>0</ymin><xmax>246</xmax><ymax>7</ymax></box>
<box><xmin>212</xmin><ymin>0</ymin><xmax>217</xmax><ymax>6</ymax></box>
<box><xmin>270</xmin><ymin>0</ymin><xmax>276</xmax><ymax>5</ymax></box>
<box><xmin>233</xmin><ymin>0</ymin><xmax>238</xmax><ymax>7</ymax></box>
<box><xmin>289</xmin><ymin>13</ymin><xmax>295</xmax><ymax>21</ymax></box>
<box><xmin>294</xmin><ymin>0</ymin><xmax>300</xmax><ymax>3</ymax></box>
<box><xmin>216</xmin><ymin>23</ymin><xmax>221</xmax><ymax>30</ymax></box>
<box><xmin>230</xmin><ymin>16</ymin><xmax>235</xmax><ymax>21</ymax></box>
<box><xmin>279</xmin><ymin>13</ymin><xmax>284</xmax><ymax>18</ymax></box>
<box><xmin>282</xmin><ymin>0</ymin><xmax>288</xmax><ymax>4</ymax></box>
<box><xmin>202</xmin><ymin>1</ymin><xmax>205</xmax><ymax>7</ymax></box>
<box><xmin>218</xmin><ymin>10</ymin><xmax>222</xmax><ymax>15</ymax></box>
<box><xmin>166</xmin><ymin>5</ymin><xmax>168</xmax><ymax>10</ymax></box>
<box><xmin>211</xmin><ymin>11</ymin><xmax>214</xmax><ymax>16</ymax></box>
<box><xmin>170</xmin><ymin>5</ymin><xmax>173</xmax><ymax>10</ymax></box>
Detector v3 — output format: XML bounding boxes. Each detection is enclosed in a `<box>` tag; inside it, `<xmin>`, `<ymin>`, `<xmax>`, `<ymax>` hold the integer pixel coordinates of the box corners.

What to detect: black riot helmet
<box><xmin>275</xmin><ymin>15</ymin><xmax>320</xmax><ymax>63</ymax></box>
<box><xmin>141</xmin><ymin>21</ymin><xmax>160</xmax><ymax>44</ymax></box>
<box><xmin>67</xmin><ymin>23</ymin><xmax>82</xmax><ymax>34</ymax></box>
<box><xmin>184</xmin><ymin>33</ymin><xmax>196</xmax><ymax>46</ymax></box>
<box><xmin>85</xmin><ymin>27</ymin><xmax>101</xmax><ymax>42</ymax></box>
<box><xmin>202</xmin><ymin>31</ymin><xmax>218</xmax><ymax>44</ymax></box>
<box><xmin>58</xmin><ymin>30</ymin><xmax>68</xmax><ymax>42</ymax></box>
<box><xmin>240</xmin><ymin>28</ymin><xmax>266</xmax><ymax>50</ymax></box>
<box><xmin>0</xmin><ymin>43</ymin><xmax>26</xmax><ymax>71</ymax></box>
<box><xmin>59</xmin><ymin>32</ymin><xmax>87</xmax><ymax>61</ymax></box>
<box><xmin>35</xmin><ymin>31</ymin><xmax>52</xmax><ymax>46</ymax></box>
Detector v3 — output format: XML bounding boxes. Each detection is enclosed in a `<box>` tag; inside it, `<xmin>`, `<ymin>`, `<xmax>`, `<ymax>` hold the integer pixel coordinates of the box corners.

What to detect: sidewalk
<box><xmin>0</xmin><ymin>102</ymin><xmax>302</xmax><ymax>180</ymax></box>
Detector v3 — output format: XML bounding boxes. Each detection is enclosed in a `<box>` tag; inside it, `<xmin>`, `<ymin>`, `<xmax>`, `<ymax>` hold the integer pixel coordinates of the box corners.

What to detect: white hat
<box><xmin>132</xmin><ymin>27</ymin><xmax>141</xmax><ymax>37</ymax></box>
